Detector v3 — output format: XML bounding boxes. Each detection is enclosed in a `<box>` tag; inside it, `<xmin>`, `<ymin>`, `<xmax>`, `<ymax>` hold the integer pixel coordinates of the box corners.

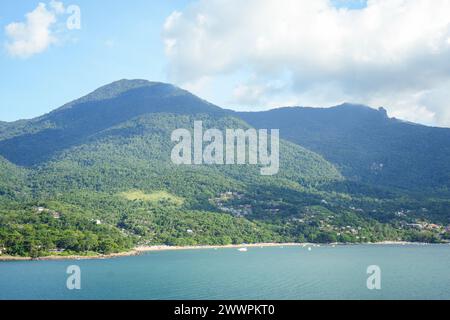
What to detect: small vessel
<box><xmin>308</xmin><ymin>247</ymin><xmax>312</xmax><ymax>252</ymax></box>
<box><xmin>238</xmin><ymin>248</ymin><xmax>248</xmax><ymax>252</ymax></box>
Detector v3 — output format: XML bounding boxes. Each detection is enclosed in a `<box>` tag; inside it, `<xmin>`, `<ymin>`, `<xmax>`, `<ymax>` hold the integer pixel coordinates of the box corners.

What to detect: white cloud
<box><xmin>231</xmin><ymin>76</ymin><xmax>297</xmax><ymax>108</ymax></box>
<box><xmin>233</xmin><ymin>84</ymin><xmax>266</xmax><ymax>106</ymax></box>
<box><xmin>163</xmin><ymin>0</ymin><xmax>450</xmax><ymax>127</ymax></box>
<box><xmin>4</xmin><ymin>1</ymin><xmax>66</xmax><ymax>58</ymax></box>
<box><xmin>49</xmin><ymin>0</ymin><xmax>65</xmax><ymax>14</ymax></box>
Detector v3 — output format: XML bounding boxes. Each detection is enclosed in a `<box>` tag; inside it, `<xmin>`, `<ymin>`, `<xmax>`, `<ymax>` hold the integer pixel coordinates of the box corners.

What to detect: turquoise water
<box><xmin>1</xmin><ymin>245</ymin><xmax>449</xmax><ymax>300</ymax></box>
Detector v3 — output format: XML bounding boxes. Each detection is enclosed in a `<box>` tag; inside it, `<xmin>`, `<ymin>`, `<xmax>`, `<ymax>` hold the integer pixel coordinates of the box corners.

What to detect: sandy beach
<box><xmin>134</xmin><ymin>241</ymin><xmax>429</xmax><ymax>253</ymax></box>
<box><xmin>0</xmin><ymin>241</ymin><xmax>431</xmax><ymax>262</ymax></box>
<box><xmin>135</xmin><ymin>242</ymin><xmax>307</xmax><ymax>253</ymax></box>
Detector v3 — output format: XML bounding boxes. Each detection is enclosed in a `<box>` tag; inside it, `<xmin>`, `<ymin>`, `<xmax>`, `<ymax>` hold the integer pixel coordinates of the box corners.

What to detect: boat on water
<box><xmin>238</xmin><ymin>248</ymin><xmax>248</xmax><ymax>252</ymax></box>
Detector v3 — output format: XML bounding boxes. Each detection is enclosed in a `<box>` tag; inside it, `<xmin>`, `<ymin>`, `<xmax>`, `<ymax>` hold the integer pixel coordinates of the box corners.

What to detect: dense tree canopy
<box><xmin>0</xmin><ymin>80</ymin><xmax>448</xmax><ymax>258</ymax></box>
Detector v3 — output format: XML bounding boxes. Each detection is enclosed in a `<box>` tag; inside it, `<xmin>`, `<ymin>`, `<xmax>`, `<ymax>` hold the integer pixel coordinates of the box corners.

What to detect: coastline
<box><xmin>0</xmin><ymin>250</ymin><xmax>141</xmax><ymax>262</ymax></box>
<box><xmin>0</xmin><ymin>241</ymin><xmax>437</xmax><ymax>262</ymax></box>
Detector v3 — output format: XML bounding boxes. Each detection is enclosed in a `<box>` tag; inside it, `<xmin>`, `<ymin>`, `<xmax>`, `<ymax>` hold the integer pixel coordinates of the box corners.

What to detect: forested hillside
<box><xmin>0</xmin><ymin>80</ymin><xmax>225</xmax><ymax>166</ymax></box>
<box><xmin>0</xmin><ymin>156</ymin><xmax>27</xmax><ymax>199</ymax></box>
<box><xmin>238</xmin><ymin>104</ymin><xmax>450</xmax><ymax>192</ymax></box>
<box><xmin>0</xmin><ymin>80</ymin><xmax>449</xmax><ymax>258</ymax></box>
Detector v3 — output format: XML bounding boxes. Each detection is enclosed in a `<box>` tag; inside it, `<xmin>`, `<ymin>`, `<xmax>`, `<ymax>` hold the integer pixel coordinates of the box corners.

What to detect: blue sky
<box><xmin>0</xmin><ymin>0</ymin><xmax>365</xmax><ymax>122</ymax></box>
<box><xmin>331</xmin><ymin>0</ymin><xmax>367</xmax><ymax>9</ymax></box>
<box><xmin>1</xmin><ymin>0</ymin><xmax>450</xmax><ymax>127</ymax></box>
<box><xmin>0</xmin><ymin>0</ymin><xmax>190</xmax><ymax>121</ymax></box>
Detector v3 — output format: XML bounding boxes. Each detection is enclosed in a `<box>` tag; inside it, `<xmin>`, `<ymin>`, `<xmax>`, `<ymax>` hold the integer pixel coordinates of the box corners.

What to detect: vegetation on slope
<box><xmin>238</xmin><ymin>104</ymin><xmax>450</xmax><ymax>192</ymax></box>
<box><xmin>0</xmin><ymin>81</ymin><xmax>449</xmax><ymax>258</ymax></box>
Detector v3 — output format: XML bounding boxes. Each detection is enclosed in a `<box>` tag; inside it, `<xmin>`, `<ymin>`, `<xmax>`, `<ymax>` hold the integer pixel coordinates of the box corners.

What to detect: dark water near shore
<box><xmin>1</xmin><ymin>244</ymin><xmax>449</xmax><ymax>300</ymax></box>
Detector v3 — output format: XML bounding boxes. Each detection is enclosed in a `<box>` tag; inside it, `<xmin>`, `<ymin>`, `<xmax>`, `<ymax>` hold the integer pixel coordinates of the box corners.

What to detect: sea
<box><xmin>1</xmin><ymin>244</ymin><xmax>449</xmax><ymax>300</ymax></box>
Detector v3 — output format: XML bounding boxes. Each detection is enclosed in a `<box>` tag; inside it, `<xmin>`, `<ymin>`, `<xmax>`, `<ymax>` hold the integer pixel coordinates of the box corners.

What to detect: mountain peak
<box><xmin>331</xmin><ymin>103</ymin><xmax>391</xmax><ymax>120</ymax></box>
<box><xmin>98</xmin><ymin>79</ymin><xmax>180</xmax><ymax>94</ymax></box>
<box><xmin>100</xmin><ymin>79</ymin><xmax>162</xmax><ymax>91</ymax></box>
<box><xmin>334</xmin><ymin>103</ymin><xmax>376</xmax><ymax>111</ymax></box>
<box><xmin>0</xmin><ymin>79</ymin><xmax>226</xmax><ymax>166</ymax></box>
<box><xmin>58</xmin><ymin>79</ymin><xmax>182</xmax><ymax>111</ymax></box>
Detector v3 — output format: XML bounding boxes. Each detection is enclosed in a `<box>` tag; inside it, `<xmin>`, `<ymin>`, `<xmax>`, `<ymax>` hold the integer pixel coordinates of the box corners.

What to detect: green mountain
<box><xmin>238</xmin><ymin>104</ymin><xmax>450</xmax><ymax>193</ymax></box>
<box><xmin>0</xmin><ymin>80</ymin><xmax>225</xmax><ymax>167</ymax></box>
<box><xmin>0</xmin><ymin>80</ymin><xmax>345</xmax><ymax>257</ymax></box>
<box><xmin>0</xmin><ymin>80</ymin><xmax>449</xmax><ymax>258</ymax></box>
<box><xmin>0</xmin><ymin>156</ymin><xmax>27</xmax><ymax>199</ymax></box>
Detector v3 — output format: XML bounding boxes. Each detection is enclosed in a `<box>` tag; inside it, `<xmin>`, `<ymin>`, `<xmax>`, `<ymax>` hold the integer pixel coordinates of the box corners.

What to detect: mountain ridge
<box><xmin>1</xmin><ymin>79</ymin><xmax>449</xmax><ymax>257</ymax></box>
<box><xmin>237</xmin><ymin>104</ymin><xmax>450</xmax><ymax>191</ymax></box>
<box><xmin>0</xmin><ymin>80</ymin><xmax>226</xmax><ymax>166</ymax></box>
<box><xmin>1</xmin><ymin>79</ymin><xmax>449</xmax><ymax>191</ymax></box>
<box><xmin>1</xmin><ymin>80</ymin><xmax>444</xmax><ymax>129</ymax></box>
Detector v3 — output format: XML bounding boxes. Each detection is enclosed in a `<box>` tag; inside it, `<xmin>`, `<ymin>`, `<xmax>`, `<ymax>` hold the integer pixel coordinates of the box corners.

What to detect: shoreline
<box><xmin>0</xmin><ymin>241</ymin><xmax>442</xmax><ymax>262</ymax></box>
<box><xmin>0</xmin><ymin>250</ymin><xmax>141</xmax><ymax>262</ymax></box>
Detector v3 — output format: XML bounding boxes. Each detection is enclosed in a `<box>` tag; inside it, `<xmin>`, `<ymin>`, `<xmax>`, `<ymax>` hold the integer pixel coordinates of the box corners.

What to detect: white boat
<box><xmin>238</xmin><ymin>248</ymin><xmax>248</xmax><ymax>252</ymax></box>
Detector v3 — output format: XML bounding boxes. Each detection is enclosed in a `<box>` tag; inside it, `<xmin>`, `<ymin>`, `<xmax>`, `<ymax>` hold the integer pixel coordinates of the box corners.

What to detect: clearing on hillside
<box><xmin>119</xmin><ymin>190</ymin><xmax>184</xmax><ymax>206</ymax></box>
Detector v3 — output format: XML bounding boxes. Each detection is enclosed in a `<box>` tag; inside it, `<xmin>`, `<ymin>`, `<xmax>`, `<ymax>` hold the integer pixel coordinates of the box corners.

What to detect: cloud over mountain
<box><xmin>163</xmin><ymin>0</ymin><xmax>450</xmax><ymax>127</ymax></box>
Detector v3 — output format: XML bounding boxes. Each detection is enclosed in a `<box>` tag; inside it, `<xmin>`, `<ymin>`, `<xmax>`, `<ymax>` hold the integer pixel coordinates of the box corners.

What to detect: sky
<box><xmin>1</xmin><ymin>0</ymin><xmax>450</xmax><ymax>128</ymax></box>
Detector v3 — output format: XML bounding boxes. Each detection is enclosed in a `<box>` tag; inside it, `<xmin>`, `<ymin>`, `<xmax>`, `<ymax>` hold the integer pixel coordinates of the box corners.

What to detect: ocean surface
<box><xmin>1</xmin><ymin>244</ymin><xmax>449</xmax><ymax>300</ymax></box>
